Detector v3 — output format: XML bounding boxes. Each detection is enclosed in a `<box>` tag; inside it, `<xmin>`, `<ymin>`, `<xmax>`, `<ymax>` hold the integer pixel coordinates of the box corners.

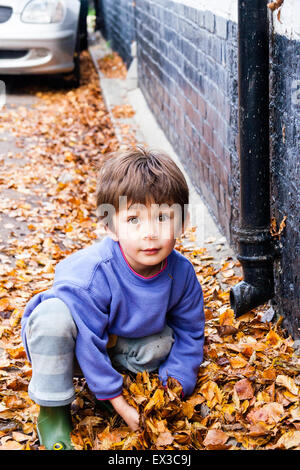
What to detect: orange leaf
<box><xmin>262</xmin><ymin>367</ymin><xmax>276</xmax><ymax>381</ymax></box>
<box><xmin>247</xmin><ymin>403</ymin><xmax>284</xmax><ymax>425</ymax></box>
<box><xmin>219</xmin><ymin>309</ymin><xmax>235</xmax><ymax>326</ymax></box>
<box><xmin>144</xmin><ymin>389</ymin><xmax>165</xmax><ymax>415</ymax></box>
<box><xmin>65</xmin><ymin>223</ymin><xmax>74</xmax><ymax>232</ymax></box>
<box><xmin>181</xmin><ymin>402</ymin><xmax>194</xmax><ymax>419</ymax></box>
<box><xmin>0</xmin><ymin>298</ymin><xmax>13</xmax><ymax>311</ymax></box>
<box><xmin>5</xmin><ymin>346</ymin><xmax>27</xmax><ymax>359</ymax></box>
<box><xmin>234</xmin><ymin>379</ymin><xmax>254</xmax><ymax>400</ymax></box>
<box><xmin>203</xmin><ymin>429</ymin><xmax>228</xmax><ymax>447</ymax></box>
<box><xmin>156</xmin><ymin>431</ymin><xmax>174</xmax><ymax>447</ymax></box>
<box><xmin>229</xmin><ymin>355</ymin><xmax>248</xmax><ymax>369</ymax></box>
<box><xmin>265</xmin><ymin>330</ymin><xmax>282</xmax><ymax>347</ymax></box>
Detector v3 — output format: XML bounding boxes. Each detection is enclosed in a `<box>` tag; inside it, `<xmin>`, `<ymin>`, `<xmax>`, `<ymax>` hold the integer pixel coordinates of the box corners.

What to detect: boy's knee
<box><xmin>26</xmin><ymin>298</ymin><xmax>77</xmax><ymax>338</ymax></box>
<box><xmin>126</xmin><ymin>326</ymin><xmax>175</xmax><ymax>370</ymax></box>
<box><xmin>137</xmin><ymin>333</ymin><xmax>174</xmax><ymax>363</ymax></box>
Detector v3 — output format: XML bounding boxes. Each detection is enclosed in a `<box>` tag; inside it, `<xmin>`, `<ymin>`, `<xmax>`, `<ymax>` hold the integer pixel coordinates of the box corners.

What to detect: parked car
<box><xmin>0</xmin><ymin>0</ymin><xmax>88</xmax><ymax>86</ymax></box>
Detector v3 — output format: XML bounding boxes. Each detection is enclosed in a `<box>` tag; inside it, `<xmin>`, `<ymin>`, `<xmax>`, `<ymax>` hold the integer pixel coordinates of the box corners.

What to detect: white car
<box><xmin>0</xmin><ymin>0</ymin><xmax>84</xmax><ymax>86</ymax></box>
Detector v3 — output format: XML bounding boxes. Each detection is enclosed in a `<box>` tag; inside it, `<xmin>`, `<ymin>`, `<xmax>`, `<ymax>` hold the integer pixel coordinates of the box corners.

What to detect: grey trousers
<box><xmin>24</xmin><ymin>298</ymin><xmax>174</xmax><ymax>406</ymax></box>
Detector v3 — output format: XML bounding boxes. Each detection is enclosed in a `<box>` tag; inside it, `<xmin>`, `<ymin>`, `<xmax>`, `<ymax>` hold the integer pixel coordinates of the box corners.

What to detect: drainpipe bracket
<box><xmin>233</xmin><ymin>226</ymin><xmax>272</xmax><ymax>244</ymax></box>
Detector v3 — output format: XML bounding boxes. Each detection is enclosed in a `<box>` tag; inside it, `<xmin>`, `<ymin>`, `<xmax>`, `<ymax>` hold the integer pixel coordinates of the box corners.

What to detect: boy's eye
<box><xmin>127</xmin><ymin>214</ymin><xmax>170</xmax><ymax>224</ymax></box>
<box><xmin>128</xmin><ymin>216</ymin><xmax>139</xmax><ymax>224</ymax></box>
<box><xmin>158</xmin><ymin>213</ymin><xmax>170</xmax><ymax>222</ymax></box>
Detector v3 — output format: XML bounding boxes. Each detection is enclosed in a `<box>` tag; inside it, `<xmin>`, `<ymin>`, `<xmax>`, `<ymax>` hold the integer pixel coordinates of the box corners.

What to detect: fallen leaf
<box><xmin>229</xmin><ymin>355</ymin><xmax>248</xmax><ymax>369</ymax></box>
<box><xmin>276</xmin><ymin>374</ymin><xmax>299</xmax><ymax>395</ymax></box>
<box><xmin>234</xmin><ymin>379</ymin><xmax>254</xmax><ymax>400</ymax></box>
<box><xmin>273</xmin><ymin>430</ymin><xmax>300</xmax><ymax>449</ymax></box>
<box><xmin>203</xmin><ymin>429</ymin><xmax>228</xmax><ymax>447</ymax></box>
<box><xmin>156</xmin><ymin>431</ymin><xmax>174</xmax><ymax>446</ymax></box>
<box><xmin>247</xmin><ymin>403</ymin><xmax>284</xmax><ymax>425</ymax></box>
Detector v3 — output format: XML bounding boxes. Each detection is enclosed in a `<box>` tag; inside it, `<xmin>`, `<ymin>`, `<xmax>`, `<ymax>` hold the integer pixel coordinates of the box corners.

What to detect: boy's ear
<box><xmin>103</xmin><ymin>224</ymin><xmax>119</xmax><ymax>242</ymax></box>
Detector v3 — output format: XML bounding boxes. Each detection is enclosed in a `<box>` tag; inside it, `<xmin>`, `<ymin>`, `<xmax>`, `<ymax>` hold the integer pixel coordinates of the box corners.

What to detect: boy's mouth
<box><xmin>142</xmin><ymin>248</ymin><xmax>159</xmax><ymax>254</ymax></box>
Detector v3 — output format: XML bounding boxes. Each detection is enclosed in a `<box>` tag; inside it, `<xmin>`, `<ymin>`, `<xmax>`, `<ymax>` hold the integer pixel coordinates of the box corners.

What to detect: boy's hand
<box><xmin>109</xmin><ymin>395</ymin><xmax>140</xmax><ymax>431</ymax></box>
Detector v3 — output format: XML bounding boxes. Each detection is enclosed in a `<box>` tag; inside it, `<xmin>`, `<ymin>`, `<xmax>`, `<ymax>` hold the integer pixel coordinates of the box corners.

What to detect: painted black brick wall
<box><xmin>269</xmin><ymin>33</ymin><xmax>300</xmax><ymax>338</ymax></box>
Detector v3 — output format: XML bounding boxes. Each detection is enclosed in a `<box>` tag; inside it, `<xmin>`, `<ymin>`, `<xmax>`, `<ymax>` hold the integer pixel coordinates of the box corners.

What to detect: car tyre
<box><xmin>63</xmin><ymin>26</ymin><xmax>81</xmax><ymax>89</ymax></box>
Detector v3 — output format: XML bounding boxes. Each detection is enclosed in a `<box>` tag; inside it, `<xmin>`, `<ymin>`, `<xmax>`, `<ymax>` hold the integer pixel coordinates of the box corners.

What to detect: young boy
<box><xmin>21</xmin><ymin>146</ymin><xmax>205</xmax><ymax>450</ymax></box>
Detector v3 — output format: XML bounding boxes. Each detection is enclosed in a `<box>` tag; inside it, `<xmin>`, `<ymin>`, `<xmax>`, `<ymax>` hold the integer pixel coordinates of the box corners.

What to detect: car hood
<box><xmin>1</xmin><ymin>0</ymin><xmax>69</xmax><ymax>13</ymax></box>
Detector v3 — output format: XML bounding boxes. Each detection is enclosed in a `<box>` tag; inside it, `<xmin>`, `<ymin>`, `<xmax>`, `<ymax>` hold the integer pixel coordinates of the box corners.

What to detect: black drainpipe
<box><xmin>230</xmin><ymin>0</ymin><xmax>276</xmax><ymax>317</ymax></box>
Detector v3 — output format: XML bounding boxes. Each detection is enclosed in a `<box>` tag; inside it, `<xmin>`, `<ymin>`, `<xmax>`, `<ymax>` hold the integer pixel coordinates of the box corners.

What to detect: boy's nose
<box><xmin>143</xmin><ymin>230</ymin><xmax>159</xmax><ymax>239</ymax></box>
<box><xmin>142</xmin><ymin>222</ymin><xmax>159</xmax><ymax>239</ymax></box>
<box><xmin>143</xmin><ymin>233</ymin><xmax>159</xmax><ymax>240</ymax></box>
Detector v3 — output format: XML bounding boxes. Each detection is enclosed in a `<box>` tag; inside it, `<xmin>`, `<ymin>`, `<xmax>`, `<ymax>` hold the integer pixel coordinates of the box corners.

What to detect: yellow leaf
<box><xmin>222</xmin><ymin>403</ymin><xmax>235</xmax><ymax>416</ymax></box>
<box><xmin>9</xmin><ymin>309</ymin><xmax>22</xmax><ymax>328</ymax></box>
<box><xmin>229</xmin><ymin>355</ymin><xmax>248</xmax><ymax>369</ymax></box>
<box><xmin>144</xmin><ymin>389</ymin><xmax>165</xmax><ymax>415</ymax></box>
<box><xmin>65</xmin><ymin>223</ymin><xmax>74</xmax><ymax>232</ymax></box>
<box><xmin>265</xmin><ymin>330</ymin><xmax>282</xmax><ymax>347</ymax></box>
<box><xmin>241</xmin><ymin>399</ymin><xmax>250</xmax><ymax>413</ymax></box>
<box><xmin>219</xmin><ymin>309</ymin><xmax>235</xmax><ymax>326</ymax></box>
<box><xmin>16</xmin><ymin>259</ymin><xmax>27</xmax><ymax>269</ymax></box>
<box><xmin>64</xmin><ymin>151</ymin><xmax>75</xmax><ymax>161</ymax></box>
<box><xmin>200</xmin><ymin>380</ymin><xmax>223</xmax><ymax>407</ymax></box>
<box><xmin>276</xmin><ymin>374</ymin><xmax>299</xmax><ymax>395</ymax></box>
<box><xmin>5</xmin><ymin>346</ymin><xmax>26</xmax><ymax>359</ymax></box>
<box><xmin>181</xmin><ymin>402</ymin><xmax>194</xmax><ymax>419</ymax></box>
<box><xmin>282</xmin><ymin>390</ymin><xmax>299</xmax><ymax>403</ymax></box>
<box><xmin>0</xmin><ymin>298</ymin><xmax>13</xmax><ymax>311</ymax></box>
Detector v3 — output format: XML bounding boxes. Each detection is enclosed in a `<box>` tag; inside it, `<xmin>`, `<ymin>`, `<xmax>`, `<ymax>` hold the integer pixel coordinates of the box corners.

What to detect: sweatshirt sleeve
<box><xmin>52</xmin><ymin>282</ymin><xmax>124</xmax><ymax>400</ymax></box>
<box><xmin>158</xmin><ymin>263</ymin><xmax>205</xmax><ymax>397</ymax></box>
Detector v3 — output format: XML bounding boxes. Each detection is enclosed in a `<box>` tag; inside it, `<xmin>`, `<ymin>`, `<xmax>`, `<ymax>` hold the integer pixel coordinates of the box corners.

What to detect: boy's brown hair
<box><xmin>95</xmin><ymin>145</ymin><xmax>189</xmax><ymax>231</ymax></box>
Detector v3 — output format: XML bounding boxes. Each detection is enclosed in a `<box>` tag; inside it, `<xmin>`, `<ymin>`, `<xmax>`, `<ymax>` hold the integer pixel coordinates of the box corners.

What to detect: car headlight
<box><xmin>21</xmin><ymin>0</ymin><xmax>65</xmax><ymax>23</ymax></box>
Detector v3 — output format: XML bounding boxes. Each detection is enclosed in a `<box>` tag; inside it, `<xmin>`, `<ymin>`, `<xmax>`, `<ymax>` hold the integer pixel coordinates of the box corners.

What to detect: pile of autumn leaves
<box><xmin>70</xmin><ymin>259</ymin><xmax>300</xmax><ymax>450</ymax></box>
<box><xmin>0</xmin><ymin>50</ymin><xmax>299</xmax><ymax>451</ymax></box>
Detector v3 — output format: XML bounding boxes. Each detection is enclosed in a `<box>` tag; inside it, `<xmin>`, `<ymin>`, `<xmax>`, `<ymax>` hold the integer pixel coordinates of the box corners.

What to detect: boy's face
<box><xmin>104</xmin><ymin>200</ymin><xmax>190</xmax><ymax>276</ymax></box>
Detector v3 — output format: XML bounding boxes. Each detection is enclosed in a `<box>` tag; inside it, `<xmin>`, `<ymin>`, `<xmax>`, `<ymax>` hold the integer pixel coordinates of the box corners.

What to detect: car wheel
<box><xmin>72</xmin><ymin>27</ymin><xmax>81</xmax><ymax>87</ymax></box>
<box><xmin>79</xmin><ymin>0</ymin><xmax>88</xmax><ymax>51</ymax></box>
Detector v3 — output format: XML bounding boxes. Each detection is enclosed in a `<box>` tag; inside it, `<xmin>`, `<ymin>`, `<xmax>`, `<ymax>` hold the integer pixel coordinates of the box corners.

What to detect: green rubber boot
<box><xmin>37</xmin><ymin>405</ymin><xmax>74</xmax><ymax>450</ymax></box>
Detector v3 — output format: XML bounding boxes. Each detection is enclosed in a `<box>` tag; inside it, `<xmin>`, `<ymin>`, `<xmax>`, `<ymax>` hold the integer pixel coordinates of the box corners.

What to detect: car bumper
<box><xmin>0</xmin><ymin>29</ymin><xmax>76</xmax><ymax>74</ymax></box>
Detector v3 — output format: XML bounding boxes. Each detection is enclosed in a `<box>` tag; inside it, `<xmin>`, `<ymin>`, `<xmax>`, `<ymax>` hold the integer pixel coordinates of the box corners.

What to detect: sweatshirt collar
<box><xmin>111</xmin><ymin>238</ymin><xmax>170</xmax><ymax>284</ymax></box>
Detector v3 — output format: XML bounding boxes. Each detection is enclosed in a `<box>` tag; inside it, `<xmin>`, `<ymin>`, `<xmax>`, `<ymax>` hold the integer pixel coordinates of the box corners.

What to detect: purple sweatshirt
<box><xmin>21</xmin><ymin>236</ymin><xmax>205</xmax><ymax>399</ymax></box>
